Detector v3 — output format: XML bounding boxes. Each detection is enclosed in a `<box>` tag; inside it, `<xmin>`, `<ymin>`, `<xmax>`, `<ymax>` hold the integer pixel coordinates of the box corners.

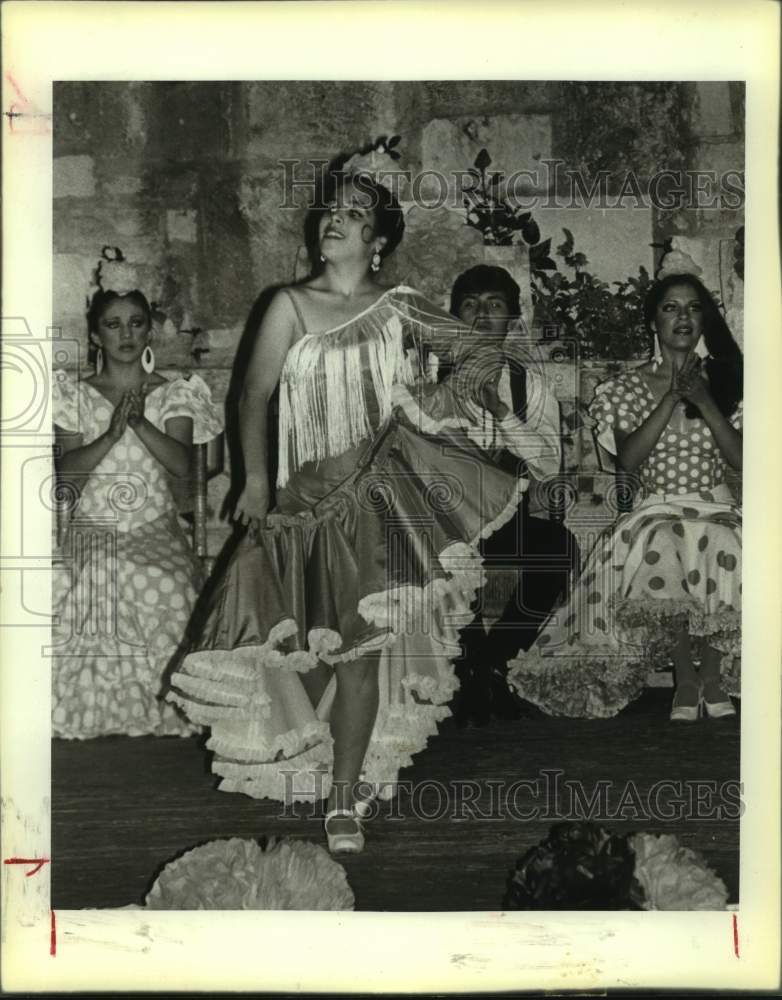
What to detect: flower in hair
<box><xmin>656</xmin><ymin>245</ymin><xmax>703</xmax><ymax>281</ymax></box>
<box><xmin>96</xmin><ymin>246</ymin><xmax>141</xmax><ymax>296</ymax></box>
<box><xmin>342</xmin><ymin>135</ymin><xmax>404</xmax><ymax>194</ymax></box>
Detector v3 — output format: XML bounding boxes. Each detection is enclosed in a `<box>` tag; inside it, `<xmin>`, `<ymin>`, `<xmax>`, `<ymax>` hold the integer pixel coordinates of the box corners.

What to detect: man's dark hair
<box><xmin>449</xmin><ymin>264</ymin><xmax>522</xmax><ymax>318</ymax></box>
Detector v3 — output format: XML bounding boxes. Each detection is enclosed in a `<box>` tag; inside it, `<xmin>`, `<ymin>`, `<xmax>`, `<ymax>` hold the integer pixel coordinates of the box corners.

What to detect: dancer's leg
<box><xmin>299</xmin><ymin>660</ymin><xmax>333</xmax><ymax>710</ymax></box>
<box><xmin>670</xmin><ymin>626</ymin><xmax>700</xmax><ymax>718</ymax></box>
<box><xmin>327</xmin><ymin>653</ymin><xmax>380</xmax><ymax>832</ymax></box>
<box><xmin>698</xmin><ymin>639</ymin><xmax>735</xmax><ymax>714</ymax></box>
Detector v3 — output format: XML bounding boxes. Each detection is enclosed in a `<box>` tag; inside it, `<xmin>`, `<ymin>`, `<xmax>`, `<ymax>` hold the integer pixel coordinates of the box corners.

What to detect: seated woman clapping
<box><xmin>52</xmin><ymin>251</ymin><xmax>223</xmax><ymax>738</ymax></box>
<box><xmin>507</xmin><ymin>268</ymin><xmax>742</xmax><ymax>721</ymax></box>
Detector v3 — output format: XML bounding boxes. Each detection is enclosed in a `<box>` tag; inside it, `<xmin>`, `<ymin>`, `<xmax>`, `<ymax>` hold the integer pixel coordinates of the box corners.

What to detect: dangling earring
<box><xmin>319</xmin><ymin>253</ymin><xmax>326</xmax><ymax>263</ymax></box>
<box><xmin>141</xmin><ymin>344</ymin><xmax>155</xmax><ymax>374</ymax></box>
<box><xmin>95</xmin><ymin>347</ymin><xmax>104</xmax><ymax>375</ymax></box>
<box><xmin>650</xmin><ymin>333</ymin><xmax>663</xmax><ymax>372</ymax></box>
<box><xmin>371</xmin><ymin>250</ymin><xmax>382</xmax><ymax>273</ymax></box>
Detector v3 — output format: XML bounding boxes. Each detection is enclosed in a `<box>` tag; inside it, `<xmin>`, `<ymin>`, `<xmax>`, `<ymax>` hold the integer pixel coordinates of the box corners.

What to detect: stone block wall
<box><xmin>53</xmin><ymin>81</ymin><xmax>744</xmax><ymax>555</ymax></box>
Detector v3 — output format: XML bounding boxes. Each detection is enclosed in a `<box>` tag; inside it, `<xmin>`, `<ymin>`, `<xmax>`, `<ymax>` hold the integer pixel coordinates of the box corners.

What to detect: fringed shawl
<box><xmin>277</xmin><ymin>286</ymin><xmax>464</xmax><ymax>488</ymax></box>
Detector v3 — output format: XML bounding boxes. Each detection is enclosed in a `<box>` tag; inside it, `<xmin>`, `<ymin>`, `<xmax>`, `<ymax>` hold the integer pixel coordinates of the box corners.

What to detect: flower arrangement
<box><xmin>503</xmin><ymin>821</ymin><xmax>729</xmax><ymax>911</ymax></box>
<box><xmin>145</xmin><ymin>837</ymin><xmax>355</xmax><ymax>911</ymax></box>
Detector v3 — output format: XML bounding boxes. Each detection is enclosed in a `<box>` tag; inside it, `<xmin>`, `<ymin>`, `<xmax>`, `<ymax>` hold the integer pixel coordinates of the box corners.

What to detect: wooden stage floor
<box><xmin>52</xmin><ymin>690</ymin><xmax>740</xmax><ymax>911</ymax></box>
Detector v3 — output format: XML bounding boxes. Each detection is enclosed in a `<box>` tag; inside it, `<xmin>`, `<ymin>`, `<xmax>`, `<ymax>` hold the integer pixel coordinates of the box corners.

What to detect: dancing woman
<box><xmin>52</xmin><ymin>253</ymin><xmax>223</xmax><ymax>737</ymax></box>
<box><xmin>168</xmin><ymin>142</ymin><xmax>529</xmax><ymax>851</ymax></box>
<box><xmin>508</xmin><ymin>268</ymin><xmax>743</xmax><ymax>721</ymax></box>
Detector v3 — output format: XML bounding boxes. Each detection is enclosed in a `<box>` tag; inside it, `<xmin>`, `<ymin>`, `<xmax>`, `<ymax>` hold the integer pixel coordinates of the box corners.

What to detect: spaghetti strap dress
<box><xmin>168</xmin><ymin>285</ymin><xmax>527</xmax><ymax>801</ymax></box>
<box><xmin>507</xmin><ymin>368</ymin><xmax>742</xmax><ymax>718</ymax></box>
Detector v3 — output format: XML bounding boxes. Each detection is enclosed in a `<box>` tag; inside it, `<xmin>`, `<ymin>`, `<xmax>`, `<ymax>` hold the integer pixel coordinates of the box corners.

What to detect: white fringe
<box><xmin>277</xmin><ymin>306</ymin><xmax>420</xmax><ymax>487</ymax></box>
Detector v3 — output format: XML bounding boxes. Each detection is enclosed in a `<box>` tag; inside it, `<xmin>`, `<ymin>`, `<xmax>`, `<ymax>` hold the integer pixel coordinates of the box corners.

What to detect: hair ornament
<box><xmin>342</xmin><ymin>135</ymin><xmax>404</xmax><ymax>194</ymax></box>
<box><xmin>655</xmin><ymin>244</ymin><xmax>703</xmax><ymax>282</ymax></box>
<box><xmin>95</xmin><ymin>246</ymin><xmax>141</xmax><ymax>297</ymax></box>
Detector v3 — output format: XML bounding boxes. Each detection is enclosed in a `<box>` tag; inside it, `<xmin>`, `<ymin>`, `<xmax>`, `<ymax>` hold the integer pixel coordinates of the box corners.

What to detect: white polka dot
<box><xmin>159</xmin><ymin>578</ymin><xmax>174</xmax><ymax>594</ymax></box>
<box><xmin>114</xmin><ymin>445</ymin><xmax>129</xmax><ymax>461</ymax></box>
<box><xmin>148</xmin><ymin>566</ymin><xmax>163</xmax><ymax>578</ymax></box>
<box><xmin>144</xmin><ymin>589</ymin><xmax>158</xmax><ymax>605</ymax></box>
<box><xmin>668</xmin><ymin>456</ymin><xmax>676</xmax><ymax>465</ymax></box>
<box><xmin>129</xmin><ymin>446</ymin><xmax>143</xmax><ymax>461</ymax></box>
<box><xmin>678</xmin><ymin>462</ymin><xmax>688</xmax><ymax>471</ymax></box>
<box><xmin>170</xmin><ymin>593</ymin><xmax>186</xmax><ymax>610</ymax></box>
<box><xmin>678</xmin><ymin>476</ymin><xmax>689</xmax><ymax>485</ymax></box>
<box><xmin>618</xmin><ymin>419</ymin><xmax>629</xmax><ymax>430</ymax></box>
<box><xmin>133</xmin><ymin>573</ymin><xmax>146</xmax><ymax>589</ymax></box>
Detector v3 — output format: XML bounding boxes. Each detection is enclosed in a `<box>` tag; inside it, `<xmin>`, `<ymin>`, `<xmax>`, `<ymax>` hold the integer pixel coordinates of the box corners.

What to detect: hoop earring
<box><xmin>371</xmin><ymin>250</ymin><xmax>382</xmax><ymax>273</ymax></box>
<box><xmin>319</xmin><ymin>254</ymin><xmax>326</xmax><ymax>263</ymax></box>
<box><xmin>95</xmin><ymin>347</ymin><xmax>104</xmax><ymax>375</ymax></box>
<box><xmin>141</xmin><ymin>345</ymin><xmax>155</xmax><ymax>374</ymax></box>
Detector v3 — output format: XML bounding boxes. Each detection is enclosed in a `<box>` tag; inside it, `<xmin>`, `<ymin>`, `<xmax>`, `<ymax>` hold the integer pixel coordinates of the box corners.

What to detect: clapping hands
<box><xmin>667</xmin><ymin>352</ymin><xmax>711</xmax><ymax>407</ymax></box>
<box><xmin>106</xmin><ymin>384</ymin><xmax>148</xmax><ymax>443</ymax></box>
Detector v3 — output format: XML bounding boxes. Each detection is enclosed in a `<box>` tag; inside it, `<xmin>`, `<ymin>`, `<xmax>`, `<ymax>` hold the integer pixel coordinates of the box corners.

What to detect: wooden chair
<box><xmin>169</xmin><ymin>434</ymin><xmax>225</xmax><ymax>569</ymax></box>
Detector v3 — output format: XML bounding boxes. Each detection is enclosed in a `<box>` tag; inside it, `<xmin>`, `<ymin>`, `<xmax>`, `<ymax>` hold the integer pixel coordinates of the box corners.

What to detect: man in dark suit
<box><xmin>447</xmin><ymin>265</ymin><xmax>580</xmax><ymax>725</ymax></box>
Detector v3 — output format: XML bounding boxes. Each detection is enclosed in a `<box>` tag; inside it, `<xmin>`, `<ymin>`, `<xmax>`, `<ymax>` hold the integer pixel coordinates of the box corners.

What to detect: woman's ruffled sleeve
<box><xmin>51</xmin><ymin>369</ymin><xmax>83</xmax><ymax>433</ymax></box>
<box><xmin>159</xmin><ymin>374</ymin><xmax>224</xmax><ymax>444</ymax></box>
<box><xmin>729</xmin><ymin>400</ymin><xmax>743</xmax><ymax>430</ymax></box>
<box><xmin>589</xmin><ymin>377</ymin><xmax>638</xmax><ymax>456</ymax></box>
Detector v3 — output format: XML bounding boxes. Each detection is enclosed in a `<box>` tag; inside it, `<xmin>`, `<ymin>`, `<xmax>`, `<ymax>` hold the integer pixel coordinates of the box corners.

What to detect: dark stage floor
<box><xmin>52</xmin><ymin>690</ymin><xmax>740</xmax><ymax>911</ymax></box>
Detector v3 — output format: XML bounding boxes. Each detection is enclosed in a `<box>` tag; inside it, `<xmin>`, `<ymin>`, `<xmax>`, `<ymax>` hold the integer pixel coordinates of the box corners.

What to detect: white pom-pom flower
<box><xmin>145</xmin><ymin>837</ymin><xmax>355</xmax><ymax>911</ymax></box>
<box><xmin>630</xmin><ymin>832</ymin><xmax>729</xmax><ymax>910</ymax></box>
<box><xmin>97</xmin><ymin>258</ymin><xmax>142</xmax><ymax>296</ymax></box>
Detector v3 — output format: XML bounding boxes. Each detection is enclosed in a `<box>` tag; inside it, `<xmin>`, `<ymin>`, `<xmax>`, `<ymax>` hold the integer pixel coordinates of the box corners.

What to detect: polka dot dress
<box><xmin>51</xmin><ymin>371</ymin><xmax>223</xmax><ymax>738</ymax></box>
<box><xmin>508</xmin><ymin>370</ymin><xmax>742</xmax><ymax>718</ymax></box>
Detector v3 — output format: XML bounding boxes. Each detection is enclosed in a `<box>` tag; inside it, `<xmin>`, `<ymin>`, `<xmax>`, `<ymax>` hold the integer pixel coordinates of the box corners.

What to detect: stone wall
<box><xmin>53</xmin><ymin>81</ymin><xmax>744</xmax><ymax>552</ymax></box>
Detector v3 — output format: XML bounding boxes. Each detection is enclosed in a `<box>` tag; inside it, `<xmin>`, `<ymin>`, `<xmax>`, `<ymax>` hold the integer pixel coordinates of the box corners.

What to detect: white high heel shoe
<box><xmin>324</xmin><ymin>809</ymin><xmax>364</xmax><ymax>854</ymax></box>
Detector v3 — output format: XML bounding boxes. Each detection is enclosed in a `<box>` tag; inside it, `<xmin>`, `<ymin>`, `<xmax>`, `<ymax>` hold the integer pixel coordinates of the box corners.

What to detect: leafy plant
<box><xmin>533</xmin><ymin>228</ymin><xmax>652</xmax><ymax>360</ymax></box>
<box><xmin>463</xmin><ymin>148</ymin><xmax>556</xmax><ymax>271</ymax></box>
<box><xmin>462</xmin><ymin>148</ymin><xmax>652</xmax><ymax>360</ymax></box>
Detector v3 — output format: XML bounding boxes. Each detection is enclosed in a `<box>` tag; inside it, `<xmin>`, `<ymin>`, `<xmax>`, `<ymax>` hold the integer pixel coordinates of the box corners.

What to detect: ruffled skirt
<box><xmin>52</xmin><ymin>511</ymin><xmax>202</xmax><ymax>738</ymax></box>
<box><xmin>507</xmin><ymin>486</ymin><xmax>741</xmax><ymax>718</ymax></box>
<box><xmin>169</xmin><ymin>408</ymin><xmax>525</xmax><ymax>801</ymax></box>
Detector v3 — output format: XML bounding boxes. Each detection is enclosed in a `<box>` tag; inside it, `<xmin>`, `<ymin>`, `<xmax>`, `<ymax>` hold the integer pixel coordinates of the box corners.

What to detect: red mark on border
<box><xmin>732</xmin><ymin>913</ymin><xmax>740</xmax><ymax>958</ymax></box>
<box><xmin>50</xmin><ymin>910</ymin><xmax>57</xmax><ymax>956</ymax></box>
<box><xmin>3</xmin><ymin>857</ymin><xmax>50</xmax><ymax>877</ymax></box>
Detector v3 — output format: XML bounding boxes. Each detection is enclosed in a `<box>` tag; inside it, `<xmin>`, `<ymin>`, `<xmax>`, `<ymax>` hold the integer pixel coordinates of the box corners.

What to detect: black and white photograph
<box><xmin>2</xmin><ymin>1</ymin><xmax>780</xmax><ymax>993</ymax></box>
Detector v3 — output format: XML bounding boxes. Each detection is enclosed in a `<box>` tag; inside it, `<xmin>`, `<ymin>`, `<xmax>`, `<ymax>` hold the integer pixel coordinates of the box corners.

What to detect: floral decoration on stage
<box><xmin>503</xmin><ymin>821</ymin><xmax>729</xmax><ymax>911</ymax></box>
<box><xmin>145</xmin><ymin>837</ymin><xmax>355</xmax><ymax>911</ymax></box>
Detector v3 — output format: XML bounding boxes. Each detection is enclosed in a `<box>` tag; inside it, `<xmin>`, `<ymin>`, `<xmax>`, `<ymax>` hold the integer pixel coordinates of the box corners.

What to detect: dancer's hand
<box><xmin>664</xmin><ymin>356</ymin><xmax>687</xmax><ymax>405</ymax></box>
<box><xmin>477</xmin><ymin>372</ymin><xmax>509</xmax><ymax>420</ymax></box>
<box><xmin>675</xmin><ymin>354</ymin><xmax>711</xmax><ymax>407</ymax></box>
<box><xmin>234</xmin><ymin>476</ymin><xmax>270</xmax><ymax>531</ymax></box>
<box><xmin>106</xmin><ymin>392</ymin><xmax>133</xmax><ymax>443</ymax></box>
<box><xmin>126</xmin><ymin>383</ymin><xmax>147</xmax><ymax>427</ymax></box>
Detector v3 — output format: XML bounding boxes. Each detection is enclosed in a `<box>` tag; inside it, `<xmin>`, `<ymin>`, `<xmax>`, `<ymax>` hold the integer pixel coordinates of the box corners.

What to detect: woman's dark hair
<box><xmin>86</xmin><ymin>289</ymin><xmax>153</xmax><ymax>365</ymax></box>
<box><xmin>644</xmin><ymin>272</ymin><xmax>743</xmax><ymax>420</ymax></box>
<box><xmin>449</xmin><ymin>264</ymin><xmax>522</xmax><ymax>318</ymax></box>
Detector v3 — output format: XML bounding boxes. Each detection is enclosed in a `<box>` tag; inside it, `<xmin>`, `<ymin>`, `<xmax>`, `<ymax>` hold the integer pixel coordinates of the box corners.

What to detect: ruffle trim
<box><xmin>508</xmin><ymin>651</ymin><xmax>650</xmax><ymax>719</ymax></box>
<box><xmin>208</xmin><ymin>700</ymin><xmax>454</xmax><ymax>803</ymax></box>
<box><xmin>508</xmin><ymin>597</ymin><xmax>742</xmax><ymax>717</ymax></box>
